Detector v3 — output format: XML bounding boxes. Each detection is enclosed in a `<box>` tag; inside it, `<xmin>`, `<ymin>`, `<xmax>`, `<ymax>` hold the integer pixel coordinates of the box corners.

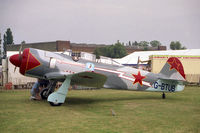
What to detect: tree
<box><xmin>150</xmin><ymin>40</ymin><xmax>161</xmax><ymax>47</ymax></box>
<box><xmin>3</xmin><ymin>34</ymin><xmax>7</xmax><ymax>59</ymax></box>
<box><xmin>2</xmin><ymin>28</ymin><xmax>14</xmax><ymax>59</ymax></box>
<box><xmin>21</xmin><ymin>40</ymin><xmax>26</xmax><ymax>44</ymax></box>
<box><xmin>112</xmin><ymin>41</ymin><xmax>127</xmax><ymax>58</ymax></box>
<box><xmin>128</xmin><ymin>41</ymin><xmax>131</xmax><ymax>46</ymax></box>
<box><xmin>132</xmin><ymin>41</ymin><xmax>138</xmax><ymax>46</ymax></box>
<box><xmin>3</xmin><ymin>34</ymin><xmax>7</xmax><ymax>46</ymax></box>
<box><xmin>93</xmin><ymin>48</ymin><xmax>100</xmax><ymax>59</ymax></box>
<box><xmin>93</xmin><ymin>40</ymin><xmax>127</xmax><ymax>58</ymax></box>
<box><xmin>139</xmin><ymin>41</ymin><xmax>149</xmax><ymax>47</ymax></box>
<box><xmin>3</xmin><ymin>28</ymin><xmax>14</xmax><ymax>45</ymax></box>
<box><xmin>170</xmin><ymin>41</ymin><xmax>185</xmax><ymax>50</ymax></box>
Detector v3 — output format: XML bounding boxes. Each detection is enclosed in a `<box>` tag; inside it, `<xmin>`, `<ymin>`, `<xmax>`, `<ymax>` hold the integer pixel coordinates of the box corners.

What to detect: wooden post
<box><xmin>2</xmin><ymin>58</ymin><xmax>8</xmax><ymax>87</ymax></box>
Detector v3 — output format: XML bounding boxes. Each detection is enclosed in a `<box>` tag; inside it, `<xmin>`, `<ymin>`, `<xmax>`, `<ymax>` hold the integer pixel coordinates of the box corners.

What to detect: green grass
<box><xmin>0</xmin><ymin>86</ymin><xmax>200</xmax><ymax>133</ymax></box>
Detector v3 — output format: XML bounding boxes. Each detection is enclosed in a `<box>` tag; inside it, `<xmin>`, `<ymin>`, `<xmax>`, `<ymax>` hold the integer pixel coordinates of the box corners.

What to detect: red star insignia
<box><xmin>168</xmin><ymin>58</ymin><xmax>180</xmax><ymax>71</ymax></box>
<box><xmin>132</xmin><ymin>71</ymin><xmax>146</xmax><ymax>86</ymax></box>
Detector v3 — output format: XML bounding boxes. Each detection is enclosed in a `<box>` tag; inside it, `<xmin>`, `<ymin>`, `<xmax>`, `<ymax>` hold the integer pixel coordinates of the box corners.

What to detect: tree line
<box><xmin>94</xmin><ymin>40</ymin><xmax>187</xmax><ymax>58</ymax></box>
<box><xmin>117</xmin><ymin>40</ymin><xmax>186</xmax><ymax>50</ymax></box>
<box><xmin>124</xmin><ymin>40</ymin><xmax>162</xmax><ymax>47</ymax></box>
<box><xmin>0</xmin><ymin>28</ymin><xmax>14</xmax><ymax>59</ymax></box>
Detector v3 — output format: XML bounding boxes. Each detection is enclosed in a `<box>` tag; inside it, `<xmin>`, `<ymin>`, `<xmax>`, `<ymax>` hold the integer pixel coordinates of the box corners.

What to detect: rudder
<box><xmin>159</xmin><ymin>57</ymin><xmax>185</xmax><ymax>81</ymax></box>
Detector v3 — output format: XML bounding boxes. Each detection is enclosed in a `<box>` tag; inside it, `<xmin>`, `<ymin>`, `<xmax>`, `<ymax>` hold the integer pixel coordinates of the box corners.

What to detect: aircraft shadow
<box><xmin>29</xmin><ymin>95</ymin><xmax>178</xmax><ymax>107</ymax></box>
<box><xmin>64</xmin><ymin>96</ymin><xmax>162</xmax><ymax>105</ymax></box>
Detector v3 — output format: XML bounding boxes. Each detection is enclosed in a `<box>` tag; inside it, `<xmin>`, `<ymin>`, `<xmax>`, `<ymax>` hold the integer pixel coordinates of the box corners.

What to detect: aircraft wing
<box><xmin>71</xmin><ymin>71</ymin><xmax>107</xmax><ymax>88</ymax></box>
<box><xmin>44</xmin><ymin>71</ymin><xmax>107</xmax><ymax>88</ymax></box>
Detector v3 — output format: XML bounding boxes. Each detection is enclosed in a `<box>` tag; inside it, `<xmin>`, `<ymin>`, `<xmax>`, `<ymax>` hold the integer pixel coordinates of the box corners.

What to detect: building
<box><xmin>6</xmin><ymin>41</ymin><xmax>70</xmax><ymax>52</ymax></box>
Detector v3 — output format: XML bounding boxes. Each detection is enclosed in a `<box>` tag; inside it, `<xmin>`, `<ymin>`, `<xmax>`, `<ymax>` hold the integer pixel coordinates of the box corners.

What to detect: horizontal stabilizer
<box><xmin>158</xmin><ymin>78</ymin><xmax>187</xmax><ymax>85</ymax></box>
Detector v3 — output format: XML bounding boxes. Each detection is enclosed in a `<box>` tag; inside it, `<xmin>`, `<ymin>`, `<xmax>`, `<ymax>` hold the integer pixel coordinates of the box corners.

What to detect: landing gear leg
<box><xmin>47</xmin><ymin>77</ymin><xmax>71</xmax><ymax>106</ymax></box>
<box><xmin>162</xmin><ymin>92</ymin><xmax>166</xmax><ymax>99</ymax></box>
<box><xmin>40</xmin><ymin>80</ymin><xmax>57</xmax><ymax>100</ymax></box>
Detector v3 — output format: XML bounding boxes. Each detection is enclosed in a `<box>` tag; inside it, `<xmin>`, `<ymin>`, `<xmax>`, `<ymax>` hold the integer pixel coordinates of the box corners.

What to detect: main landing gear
<box><xmin>40</xmin><ymin>81</ymin><xmax>57</xmax><ymax>100</ymax></box>
<box><xmin>47</xmin><ymin>77</ymin><xmax>71</xmax><ymax>106</ymax></box>
<box><xmin>162</xmin><ymin>92</ymin><xmax>166</xmax><ymax>99</ymax></box>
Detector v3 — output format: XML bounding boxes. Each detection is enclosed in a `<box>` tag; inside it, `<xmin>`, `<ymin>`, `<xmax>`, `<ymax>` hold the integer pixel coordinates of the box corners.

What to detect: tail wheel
<box><xmin>162</xmin><ymin>93</ymin><xmax>166</xmax><ymax>99</ymax></box>
<box><xmin>49</xmin><ymin>102</ymin><xmax>62</xmax><ymax>106</ymax></box>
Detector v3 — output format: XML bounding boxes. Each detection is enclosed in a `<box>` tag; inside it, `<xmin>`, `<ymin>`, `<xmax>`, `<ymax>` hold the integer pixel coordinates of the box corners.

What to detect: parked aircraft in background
<box><xmin>9</xmin><ymin>48</ymin><xmax>186</xmax><ymax>106</ymax></box>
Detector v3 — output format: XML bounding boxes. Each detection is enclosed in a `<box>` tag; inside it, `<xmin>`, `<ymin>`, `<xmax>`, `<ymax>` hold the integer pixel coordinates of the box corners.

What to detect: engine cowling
<box><xmin>9</xmin><ymin>48</ymin><xmax>41</xmax><ymax>75</ymax></box>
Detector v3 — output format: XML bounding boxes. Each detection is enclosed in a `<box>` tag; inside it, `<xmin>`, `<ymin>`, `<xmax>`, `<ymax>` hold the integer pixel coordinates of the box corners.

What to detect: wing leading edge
<box><xmin>71</xmin><ymin>71</ymin><xmax>107</xmax><ymax>88</ymax></box>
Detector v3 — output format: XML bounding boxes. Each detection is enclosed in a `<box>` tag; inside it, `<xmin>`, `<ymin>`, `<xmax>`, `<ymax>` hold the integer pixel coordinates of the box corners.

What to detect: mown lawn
<box><xmin>0</xmin><ymin>86</ymin><xmax>199</xmax><ymax>133</ymax></box>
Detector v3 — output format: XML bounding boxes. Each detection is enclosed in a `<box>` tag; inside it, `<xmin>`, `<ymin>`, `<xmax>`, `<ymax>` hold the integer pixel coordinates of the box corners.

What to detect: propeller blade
<box><xmin>14</xmin><ymin>66</ymin><xmax>17</xmax><ymax>72</ymax></box>
<box><xmin>19</xmin><ymin>44</ymin><xmax>23</xmax><ymax>60</ymax></box>
<box><xmin>19</xmin><ymin>44</ymin><xmax>23</xmax><ymax>55</ymax></box>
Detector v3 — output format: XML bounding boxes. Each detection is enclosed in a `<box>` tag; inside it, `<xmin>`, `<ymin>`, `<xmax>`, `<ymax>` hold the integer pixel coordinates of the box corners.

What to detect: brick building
<box><xmin>6</xmin><ymin>41</ymin><xmax>70</xmax><ymax>52</ymax></box>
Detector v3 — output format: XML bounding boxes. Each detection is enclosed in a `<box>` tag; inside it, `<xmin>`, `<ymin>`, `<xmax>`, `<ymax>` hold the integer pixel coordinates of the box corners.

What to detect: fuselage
<box><xmin>16</xmin><ymin>48</ymin><xmax>158</xmax><ymax>90</ymax></box>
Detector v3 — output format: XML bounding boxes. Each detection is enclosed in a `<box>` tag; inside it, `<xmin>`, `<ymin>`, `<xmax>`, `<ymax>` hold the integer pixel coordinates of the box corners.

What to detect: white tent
<box><xmin>114</xmin><ymin>49</ymin><xmax>200</xmax><ymax>65</ymax></box>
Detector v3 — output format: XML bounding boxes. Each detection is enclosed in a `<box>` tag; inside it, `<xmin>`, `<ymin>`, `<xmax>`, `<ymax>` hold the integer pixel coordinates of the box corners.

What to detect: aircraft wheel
<box><xmin>162</xmin><ymin>93</ymin><xmax>166</xmax><ymax>99</ymax></box>
<box><xmin>40</xmin><ymin>88</ymin><xmax>51</xmax><ymax>100</ymax></box>
<box><xmin>49</xmin><ymin>102</ymin><xmax>62</xmax><ymax>106</ymax></box>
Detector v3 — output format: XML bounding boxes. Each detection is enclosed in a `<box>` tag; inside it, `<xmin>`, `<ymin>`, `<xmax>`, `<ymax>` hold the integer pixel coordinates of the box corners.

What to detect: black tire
<box><xmin>162</xmin><ymin>93</ymin><xmax>166</xmax><ymax>99</ymax></box>
<box><xmin>49</xmin><ymin>102</ymin><xmax>62</xmax><ymax>106</ymax></box>
<box><xmin>40</xmin><ymin>88</ymin><xmax>51</xmax><ymax>100</ymax></box>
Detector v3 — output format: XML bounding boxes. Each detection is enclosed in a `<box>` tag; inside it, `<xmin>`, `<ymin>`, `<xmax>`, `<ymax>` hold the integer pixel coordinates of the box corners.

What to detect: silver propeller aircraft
<box><xmin>9</xmin><ymin>48</ymin><xmax>186</xmax><ymax>106</ymax></box>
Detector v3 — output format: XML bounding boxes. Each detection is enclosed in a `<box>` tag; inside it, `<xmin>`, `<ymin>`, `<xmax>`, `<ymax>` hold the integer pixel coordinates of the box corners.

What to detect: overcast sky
<box><xmin>0</xmin><ymin>0</ymin><xmax>200</xmax><ymax>49</ymax></box>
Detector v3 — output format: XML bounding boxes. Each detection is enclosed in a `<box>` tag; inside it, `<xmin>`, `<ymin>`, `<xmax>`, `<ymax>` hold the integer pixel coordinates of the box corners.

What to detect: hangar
<box><xmin>114</xmin><ymin>49</ymin><xmax>200</xmax><ymax>84</ymax></box>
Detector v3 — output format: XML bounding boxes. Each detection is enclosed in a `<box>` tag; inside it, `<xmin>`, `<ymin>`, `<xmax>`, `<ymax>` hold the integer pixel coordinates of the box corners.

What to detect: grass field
<box><xmin>0</xmin><ymin>86</ymin><xmax>200</xmax><ymax>133</ymax></box>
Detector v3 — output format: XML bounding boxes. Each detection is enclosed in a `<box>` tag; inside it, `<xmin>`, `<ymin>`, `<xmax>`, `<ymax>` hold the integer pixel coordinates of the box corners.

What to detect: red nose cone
<box><xmin>9</xmin><ymin>54</ymin><xmax>21</xmax><ymax>67</ymax></box>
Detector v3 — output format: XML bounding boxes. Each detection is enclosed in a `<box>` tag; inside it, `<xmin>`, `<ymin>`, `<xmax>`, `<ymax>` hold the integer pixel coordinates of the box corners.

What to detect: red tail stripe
<box><xmin>167</xmin><ymin>57</ymin><xmax>185</xmax><ymax>79</ymax></box>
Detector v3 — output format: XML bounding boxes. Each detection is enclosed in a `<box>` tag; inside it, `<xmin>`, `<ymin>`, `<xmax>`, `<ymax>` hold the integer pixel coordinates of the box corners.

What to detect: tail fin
<box><xmin>147</xmin><ymin>57</ymin><xmax>186</xmax><ymax>92</ymax></box>
<box><xmin>159</xmin><ymin>57</ymin><xmax>186</xmax><ymax>81</ymax></box>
